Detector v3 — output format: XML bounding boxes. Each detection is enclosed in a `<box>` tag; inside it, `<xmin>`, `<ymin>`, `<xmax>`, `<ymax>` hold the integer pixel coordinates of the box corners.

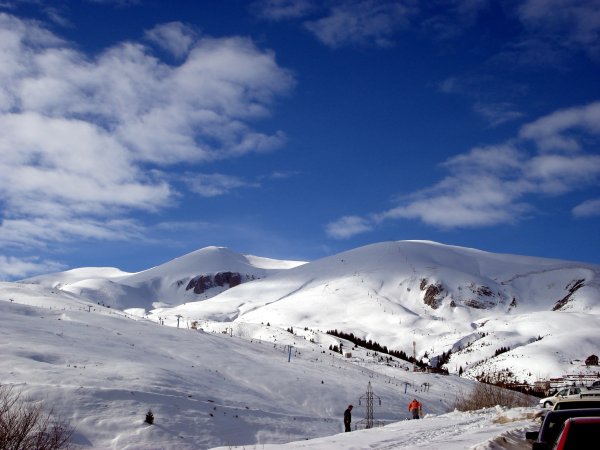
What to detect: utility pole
<box><xmin>357</xmin><ymin>381</ymin><xmax>381</xmax><ymax>429</ymax></box>
<box><xmin>413</xmin><ymin>340</ymin><xmax>416</xmax><ymax>372</ymax></box>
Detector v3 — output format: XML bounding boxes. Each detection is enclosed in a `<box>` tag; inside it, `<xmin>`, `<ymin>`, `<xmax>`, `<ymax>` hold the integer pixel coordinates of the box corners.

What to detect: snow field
<box><xmin>1</xmin><ymin>283</ymin><xmax>501</xmax><ymax>449</ymax></box>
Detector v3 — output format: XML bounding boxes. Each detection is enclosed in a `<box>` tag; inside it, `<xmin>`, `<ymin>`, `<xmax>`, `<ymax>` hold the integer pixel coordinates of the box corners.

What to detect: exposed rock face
<box><xmin>553</xmin><ymin>279</ymin><xmax>585</xmax><ymax>311</ymax></box>
<box><xmin>185</xmin><ymin>272</ymin><xmax>243</xmax><ymax>295</ymax></box>
<box><xmin>421</xmin><ymin>279</ymin><xmax>444</xmax><ymax>309</ymax></box>
<box><xmin>462</xmin><ymin>283</ymin><xmax>498</xmax><ymax>309</ymax></box>
<box><xmin>471</xmin><ymin>284</ymin><xmax>494</xmax><ymax>297</ymax></box>
<box><xmin>463</xmin><ymin>299</ymin><xmax>489</xmax><ymax>309</ymax></box>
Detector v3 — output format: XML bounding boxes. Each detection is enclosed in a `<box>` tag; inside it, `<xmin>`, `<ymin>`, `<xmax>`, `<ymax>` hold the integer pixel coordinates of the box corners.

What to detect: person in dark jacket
<box><xmin>344</xmin><ymin>404</ymin><xmax>353</xmax><ymax>432</ymax></box>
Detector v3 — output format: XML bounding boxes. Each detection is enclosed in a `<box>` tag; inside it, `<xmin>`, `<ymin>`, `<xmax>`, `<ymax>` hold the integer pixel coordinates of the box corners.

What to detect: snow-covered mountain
<box><xmin>144</xmin><ymin>241</ymin><xmax>600</xmax><ymax>384</ymax></box>
<box><xmin>23</xmin><ymin>246</ymin><xmax>306</xmax><ymax>311</ymax></box>
<box><xmin>0</xmin><ymin>279</ymin><xmax>540</xmax><ymax>449</ymax></box>
<box><xmin>4</xmin><ymin>239</ymin><xmax>600</xmax><ymax>448</ymax></box>
<box><xmin>20</xmin><ymin>240</ymin><xmax>600</xmax><ymax>384</ymax></box>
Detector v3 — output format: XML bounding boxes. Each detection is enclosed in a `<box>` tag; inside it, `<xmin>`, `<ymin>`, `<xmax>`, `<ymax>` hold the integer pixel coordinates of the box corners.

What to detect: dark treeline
<box><xmin>494</xmin><ymin>346</ymin><xmax>511</xmax><ymax>357</ymax></box>
<box><xmin>326</xmin><ymin>329</ymin><xmax>428</xmax><ymax>369</ymax></box>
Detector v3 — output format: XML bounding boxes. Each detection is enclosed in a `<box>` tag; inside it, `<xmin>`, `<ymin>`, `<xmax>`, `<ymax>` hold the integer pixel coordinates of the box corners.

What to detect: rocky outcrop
<box><xmin>420</xmin><ymin>279</ymin><xmax>444</xmax><ymax>309</ymax></box>
<box><xmin>470</xmin><ymin>284</ymin><xmax>494</xmax><ymax>297</ymax></box>
<box><xmin>463</xmin><ymin>299</ymin><xmax>490</xmax><ymax>309</ymax></box>
<box><xmin>553</xmin><ymin>279</ymin><xmax>585</xmax><ymax>311</ymax></box>
<box><xmin>462</xmin><ymin>283</ymin><xmax>498</xmax><ymax>309</ymax></box>
<box><xmin>185</xmin><ymin>272</ymin><xmax>244</xmax><ymax>295</ymax></box>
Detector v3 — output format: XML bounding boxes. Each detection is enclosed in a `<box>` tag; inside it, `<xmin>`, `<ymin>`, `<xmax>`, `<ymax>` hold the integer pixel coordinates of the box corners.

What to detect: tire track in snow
<box><xmin>360</xmin><ymin>413</ymin><xmax>499</xmax><ymax>449</ymax></box>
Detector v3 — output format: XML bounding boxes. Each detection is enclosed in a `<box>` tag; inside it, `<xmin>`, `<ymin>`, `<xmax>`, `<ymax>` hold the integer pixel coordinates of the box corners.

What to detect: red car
<box><xmin>551</xmin><ymin>416</ymin><xmax>600</xmax><ymax>449</ymax></box>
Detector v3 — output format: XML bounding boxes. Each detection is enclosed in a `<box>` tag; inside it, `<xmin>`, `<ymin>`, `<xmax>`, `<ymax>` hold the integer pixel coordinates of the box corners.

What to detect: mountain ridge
<box><xmin>20</xmin><ymin>240</ymin><xmax>600</xmax><ymax>384</ymax></box>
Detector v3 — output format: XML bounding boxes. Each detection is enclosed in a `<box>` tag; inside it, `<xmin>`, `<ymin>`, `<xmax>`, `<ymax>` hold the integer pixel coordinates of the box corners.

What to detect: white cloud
<box><xmin>443</xmin><ymin>144</ymin><xmax>524</xmax><ymax>173</ymax></box>
<box><xmin>421</xmin><ymin>0</ymin><xmax>491</xmax><ymax>41</ymax></box>
<box><xmin>526</xmin><ymin>153</ymin><xmax>600</xmax><ymax>194</ymax></box>
<box><xmin>145</xmin><ymin>22</ymin><xmax>198</xmax><ymax>59</ymax></box>
<box><xmin>519</xmin><ymin>101</ymin><xmax>600</xmax><ymax>151</ymax></box>
<box><xmin>473</xmin><ymin>102</ymin><xmax>524</xmax><ymax>127</ymax></box>
<box><xmin>326</xmin><ymin>215</ymin><xmax>372</xmax><ymax>239</ymax></box>
<box><xmin>573</xmin><ymin>198</ymin><xmax>600</xmax><ymax>218</ymax></box>
<box><xmin>376</xmin><ymin>173</ymin><xmax>526</xmax><ymax>228</ymax></box>
<box><xmin>0</xmin><ymin>13</ymin><xmax>294</xmax><ymax>250</ymax></box>
<box><xmin>251</xmin><ymin>0</ymin><xmax>316</xmax><ymax>21</ymax></box>
<box><xmin>517</xmin><ymin>0</ymin><xmax>600</xmax><ymax>58</ymax></box>
<box><xmin>438</xmin><ymin>74</ymin><xmax>529</xmax><ymax>127</ymax></box>
<box><xmin>265</xmin><ymin>170</ymin><xmax>300</xmax><ymax>180</ymax></box>
<box><xmin>331</xmin><ymin>102</ymin><xmax>600</xmax><ymax>233</ymax></box>
<box><xmin>0</xmin><ymin>112</ymin><xmax>171</xmax><ymax>218</ymax></box>
<box><xmin>304</xmin><ymin>1</ymin><xmax>414</xmax><ymax>48</ymax></box>
<box><xmin>0</xmin><ymin>217</ymin><xmax>146</xmax><ymax>249</ymax></box>
<box><xmin>183</xmin><ymin>173</ymin><xmax>259</xmax><ymax>198</ymax></box>
<box><xmin>153</xmin><ymin>220</ymin><xmax>215</xmax><ymax>231</ymax></box>
<box><xmin>0</xmin><ymin>254</ymin><xmax>66</xmax><ymax>281</ymax></box>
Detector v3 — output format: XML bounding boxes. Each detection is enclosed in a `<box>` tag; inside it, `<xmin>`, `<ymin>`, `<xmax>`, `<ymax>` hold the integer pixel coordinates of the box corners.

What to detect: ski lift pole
<box><xmin>288</xmin><ymin>345</ymin><xmax>293</xmax><ymax>362</ymax></box>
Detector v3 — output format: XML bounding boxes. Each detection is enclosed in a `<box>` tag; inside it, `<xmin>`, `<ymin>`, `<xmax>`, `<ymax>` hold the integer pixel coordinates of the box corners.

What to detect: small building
<box><xmin>585</xmin><ymin>354</ymin><xmax>599</xmax><ymax>366</ymax></box>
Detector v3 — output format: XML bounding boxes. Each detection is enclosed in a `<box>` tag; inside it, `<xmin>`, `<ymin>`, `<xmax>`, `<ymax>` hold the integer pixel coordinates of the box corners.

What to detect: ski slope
<box><xmin>2</xmin><ymin>280</ymin><xmax>532</xmax><ymax>449</ymax></box>
<box><xmin>7</xmin><ymin>240</ymin><xmax>600</xmax><ymax>448</ymax></box>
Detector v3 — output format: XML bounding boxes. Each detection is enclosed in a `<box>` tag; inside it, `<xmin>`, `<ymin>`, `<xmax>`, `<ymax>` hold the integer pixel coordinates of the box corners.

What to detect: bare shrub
<box><xmin>0</xmin><ymin>384</ymin><xmax>73</xmax><ymax>450</ymax></box>
<box><xmin>453</xmin><ymin>381</ymin><xmax>534</xmax><ymax>411</ymax></box>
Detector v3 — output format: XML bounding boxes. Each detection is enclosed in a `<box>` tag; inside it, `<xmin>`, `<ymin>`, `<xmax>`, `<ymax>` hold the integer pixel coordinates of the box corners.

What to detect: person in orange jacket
<box><xmin>408</xmin><ymin>398</ymin><xmax>422</xmax><ymax>419</ymax></box>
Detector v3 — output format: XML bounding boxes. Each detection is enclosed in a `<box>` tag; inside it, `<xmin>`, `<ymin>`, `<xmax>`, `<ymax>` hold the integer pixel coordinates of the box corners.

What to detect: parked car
<box><xmin>590</xmin><ymin>380</ymin><xmax>600</xmax><ymax>389</ymax></box>
<box><xmin>525</xmin><ymin>408</ymin><xmax>600</xmax><ymax>450</ymax></box>
<box><xmin>539</xmin><ymin>386</ymin><xmax>593</xmax><ymax>408</ymax></box>
<box><xmin>553</xmin><ymin>397</ymin><xmax>600</xmax><ymax>410</ymax></box>
<box><xmin>550</xmin><ymin>416</ymin><xmax>600</xmax><ymax>449</ymax></box>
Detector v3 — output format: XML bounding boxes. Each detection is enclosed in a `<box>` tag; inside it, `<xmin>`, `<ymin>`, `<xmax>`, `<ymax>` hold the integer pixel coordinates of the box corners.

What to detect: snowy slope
<box><xmin>1</xmin><ymin>281</ymin><xmax>517</xmax><ymax>450</ymax></box>
<box><xmin>154</xmin><ymin>241</ymin><xmax>600</xmax><ymax>384</ymax></box>
<box><xmin>17</xmin><ymin>240</ymin><xmax>600</xmax><ymax>386</ymax></box>
<box><xmin>22</xmin><ymin>246</ymin><xmax>306</xmax><ymax>311</ymax></box>
<box><xmin>210</xmin><ymin>407</ymin><xmax>541</xmax><ymax>450</ymax></box>
<box><xmin>5</xmin><ymin>237</ymin><xmax>598</xmax><ymax>448</ymax></box>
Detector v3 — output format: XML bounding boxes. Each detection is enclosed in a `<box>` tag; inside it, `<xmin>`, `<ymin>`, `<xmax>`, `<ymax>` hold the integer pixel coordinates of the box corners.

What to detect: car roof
<box><xmin>544</xmin><ymin>408</ymin><xmax>600</xmax><ymax>419</ymax></box>
<box><xmin>555</xmin><ymin>396</ymin><xmax>600</xmax><ymax>403</ymax></box>
<box><xmin>566</xmin><ymin>416</ymin><xmax>600</xmax><ymax>423</ymax></box>
<box><xmin>553</xmin><ymin>400</ymin><xmax>600</xmax><ymax>411</ymax></box>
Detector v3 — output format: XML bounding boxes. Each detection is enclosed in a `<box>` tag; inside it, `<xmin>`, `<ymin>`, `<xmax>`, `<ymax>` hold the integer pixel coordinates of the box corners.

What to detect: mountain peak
<box><xmin>18</xmin><ymin>240</ymin><xmax>600</xmax><ymax>386</ymax></box>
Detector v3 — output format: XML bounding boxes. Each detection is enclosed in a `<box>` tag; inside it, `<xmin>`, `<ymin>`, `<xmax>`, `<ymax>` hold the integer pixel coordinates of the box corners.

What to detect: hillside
<box><xmin>23</xmin><ymin>246</ymin><xmax>306</xmax><ymax>311</ymax></box>
<box><xmin>5</xmin><ymin>239</ymin><xmax>600</xmax><ymax>448</ymax></box>
<box><xmin>21</xmin><ymin>240</ymin><xmax>600</xmax><ymax>385</ymax></box>
<box><xmin>1</xmin><ymin>280</ymin><xmax>499</xmax><ymax>449</ymax></box>
<box><xmin>158</xmin><ymin>241</ymin><xmax>600</xmax><ymax>384</ymax></box>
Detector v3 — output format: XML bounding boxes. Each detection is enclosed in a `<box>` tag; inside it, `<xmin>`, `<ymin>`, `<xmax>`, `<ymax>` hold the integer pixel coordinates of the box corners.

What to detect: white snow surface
<box><xmin>155</xmin><ymin>241</ymin><xmax>600</xmax><ymax>384</ymax></box>
<box><xmin>22</xmin><ymin>246</ymin><xmax>307</xmax><ymax>311</ymax></box>
<box><xmin>19</xmin><ymin>241</ymin><xmax>600</xmax><ymax>384</ymax></box>
<box><xmin>4</xmin><ymin>240</ymin><xmax>600</xmax><ymax>448</ymax></box>
<box><xmin>0</xmin><ymin>282</ymin><xmax>541</xmax><ymax>449</ymax></box>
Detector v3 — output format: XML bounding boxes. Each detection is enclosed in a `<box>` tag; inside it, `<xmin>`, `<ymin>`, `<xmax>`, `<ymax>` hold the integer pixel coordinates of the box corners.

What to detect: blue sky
<box><xmin>1</xmin><ymin>0</ymin><xmax>599</xmax><ymax>279</ymax></box>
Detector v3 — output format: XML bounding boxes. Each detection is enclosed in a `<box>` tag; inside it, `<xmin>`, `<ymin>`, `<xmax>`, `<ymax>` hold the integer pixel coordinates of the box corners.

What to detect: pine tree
<box><xmin>145</xmin><ymin>410</ymin><xmax>154</xmax><ymax>424</ymax></box>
